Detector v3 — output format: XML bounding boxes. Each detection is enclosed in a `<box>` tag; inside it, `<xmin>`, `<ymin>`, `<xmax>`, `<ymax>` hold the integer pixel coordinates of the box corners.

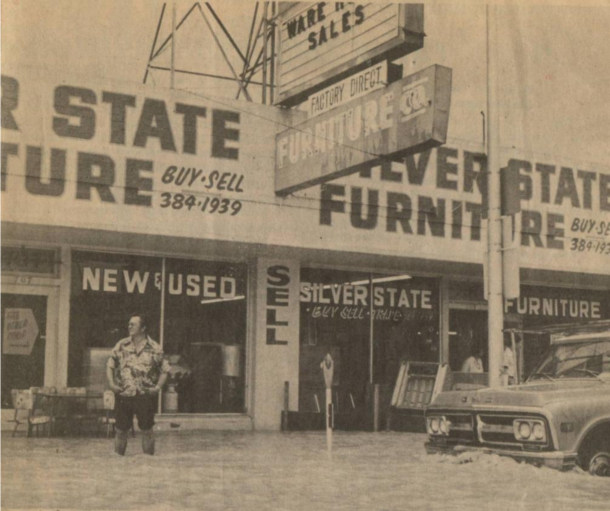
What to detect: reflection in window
<box><xmin>299</xmin><ymin>268</ymin><xmax>440</xmax><ymax>413</ymax></box>
<box><xmin>69</xmin><ymin>251</ymin><xmax>248</xmax><ymax>414</ymax></box>
<box><xmin>163</xmin><ymin>258</ymin><xmax>247</xmax><ymax>413</ymax></box>
<box><xmin>371</xmin><ymin>274</ymin><xmax>440</xmax><ymax>386</ymax></box>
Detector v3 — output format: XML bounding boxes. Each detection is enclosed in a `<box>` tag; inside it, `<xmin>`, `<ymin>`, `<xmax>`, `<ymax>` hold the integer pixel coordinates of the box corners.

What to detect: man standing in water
<box><xmin>107</xmin><ymin>313</ymin><xmax>170</xmax><ymax>455</ymax></box>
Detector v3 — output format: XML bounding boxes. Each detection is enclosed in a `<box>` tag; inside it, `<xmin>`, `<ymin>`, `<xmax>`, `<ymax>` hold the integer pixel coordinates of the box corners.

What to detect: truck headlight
<box><xmin>532</xmin><ymin>423</ymin><xmax>545</xmax><ymax>441</ymax></box>
<box><xmin>427</xmin><ymin>416</ymin><xmax>450</xmax><ymax>436</ymax></box>
<box><xmin>514</xmin><ymin>419</ymin><xmax>546</xmax><ymax>443</ymax></box>
<box><xmin>518</xmin><ymin>422</ymin><xmax>531</xmax><ymax>439</ymax></box>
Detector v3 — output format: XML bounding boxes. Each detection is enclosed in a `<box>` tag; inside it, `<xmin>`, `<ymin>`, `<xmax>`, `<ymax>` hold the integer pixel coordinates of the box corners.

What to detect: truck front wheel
<box><xmin>587</xmin><ymin>450</ymin><xmax>610</xmax><ymax>477</ymax></box>
<box><xmin>579</xmin><ymin>425</ymin><xmax>610</xmax><ymax>477</ymax></box>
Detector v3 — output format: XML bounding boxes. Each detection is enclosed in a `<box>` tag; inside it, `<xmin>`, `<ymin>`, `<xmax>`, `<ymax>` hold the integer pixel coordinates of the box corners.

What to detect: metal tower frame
<box><xmin>143</xmin><ymin>2</ymin><xmax>277</xmax><ymax>104</ymax></box>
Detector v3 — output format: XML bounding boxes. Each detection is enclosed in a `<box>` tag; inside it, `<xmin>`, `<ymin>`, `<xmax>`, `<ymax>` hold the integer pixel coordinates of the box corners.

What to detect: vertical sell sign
<box><xmin>275</xmin><ymin>64</ymin><xmax>452</xmax><ymax>196</ymax></box>
<box><xmin>276</xmin><ymin>3</ymin><xmax>424</xmax><ymax>106</ymax></box>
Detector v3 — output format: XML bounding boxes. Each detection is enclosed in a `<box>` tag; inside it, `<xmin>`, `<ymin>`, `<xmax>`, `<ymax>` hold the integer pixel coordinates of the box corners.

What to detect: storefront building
<box><xmin>2</xmin><ymin>65</ymin><xmax>609</xmax><ymax>431</ymax></box>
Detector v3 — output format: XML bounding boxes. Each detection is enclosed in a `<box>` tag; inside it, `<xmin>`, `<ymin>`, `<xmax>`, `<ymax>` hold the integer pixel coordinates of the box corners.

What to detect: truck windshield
<box><xmin>529</xmin><ymin>340</ymin><xmax>610</xmax><ymax>381</ymax></box>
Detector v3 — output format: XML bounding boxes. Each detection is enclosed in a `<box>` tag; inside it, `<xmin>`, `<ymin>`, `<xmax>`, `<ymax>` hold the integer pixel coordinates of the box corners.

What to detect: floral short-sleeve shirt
<box><xmin>107</xmin><ymin>336</ymin><xmax>170</xmax><ymax>396</ymax></box>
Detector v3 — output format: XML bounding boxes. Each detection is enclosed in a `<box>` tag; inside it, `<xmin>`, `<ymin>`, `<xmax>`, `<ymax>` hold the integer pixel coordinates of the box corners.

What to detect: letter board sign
<box><xmin>275</xmin><ymin>2</ymin><xmax>424</xmax><ymax>107</ymax></box>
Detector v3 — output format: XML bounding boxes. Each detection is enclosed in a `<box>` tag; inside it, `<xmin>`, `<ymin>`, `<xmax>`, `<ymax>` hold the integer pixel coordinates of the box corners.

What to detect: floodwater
<box><xmin>2</xmin><ymin>431</ymin><xmax>609</xmax><ymax>511</ymax></box>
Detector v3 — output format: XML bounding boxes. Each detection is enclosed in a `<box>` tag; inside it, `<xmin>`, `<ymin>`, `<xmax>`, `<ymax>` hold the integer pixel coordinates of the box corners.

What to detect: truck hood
<box><xmin>431</xmin><ymin>380</ymin><xmax>609</xmax><ymax>409</ymax></box>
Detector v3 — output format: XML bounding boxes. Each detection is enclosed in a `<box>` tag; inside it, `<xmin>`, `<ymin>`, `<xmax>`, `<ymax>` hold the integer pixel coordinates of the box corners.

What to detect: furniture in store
<box><xmin>8</xmin><ymin>388</ymin><xmax>53</xmax><ymax>437</ymax></box>
<box><xmin>34</xmin><ymin>388</ymin><xmax>102</xmax><ymax>436</ymax></box>
<box><xmin>387</xmin><ymin>361</ymin><xmax>450</xmax><ymax>432</ymax></box>
<box><xmin>97</xmin><ymin>390</ymin><xmax>115</xmax><ymax>437</ymax></box>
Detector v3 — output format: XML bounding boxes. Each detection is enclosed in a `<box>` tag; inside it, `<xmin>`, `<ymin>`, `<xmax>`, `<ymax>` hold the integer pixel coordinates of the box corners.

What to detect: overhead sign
<box><xmin>2</xmin><ymin>308</ymin><xmax>39</xmax><ymax>356</ymax></box>
<box><xmin>276</xmin><ymin>3</ymin><xmax>424</xmax><ymax>106</ymax></box>
<box><xmin>308</xmin><ymin>61</ymin><xmax>388</xmax><ymax>118</ymax></box>
<box><xmin>275</xmin><ymin>64</ymin><xmax>452</xmax><ymax>196</ymax></box>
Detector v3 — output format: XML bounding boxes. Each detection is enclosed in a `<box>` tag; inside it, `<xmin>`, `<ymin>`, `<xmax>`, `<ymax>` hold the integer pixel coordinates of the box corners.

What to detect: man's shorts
<box><xmin>115</xmin><ymin>394</ymin><xmax>157</xmax><ymax>431</ymax></box>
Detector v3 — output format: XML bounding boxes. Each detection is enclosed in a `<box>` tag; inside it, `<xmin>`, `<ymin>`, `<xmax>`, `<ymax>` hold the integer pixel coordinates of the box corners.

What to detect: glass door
<box><xmin>1</xmin><ymin>293</ymin><xmax>49</xmax><ymax>408</ymax></box>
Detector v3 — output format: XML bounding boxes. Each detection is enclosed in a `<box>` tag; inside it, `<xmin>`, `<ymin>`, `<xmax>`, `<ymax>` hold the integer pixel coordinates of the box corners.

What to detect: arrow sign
<box><xmin>3</xmin><ymin>309</ymin><xmax>39</xmax><ymax>356</ymax></box>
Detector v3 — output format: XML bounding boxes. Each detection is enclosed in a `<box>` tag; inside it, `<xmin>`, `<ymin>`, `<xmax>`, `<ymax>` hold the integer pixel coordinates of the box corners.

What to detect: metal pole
<box><xmin>151</xmin><ymin>3</ymin><xmax>198</xmax><ymax>61</ymax></box>
<box><xmin>205</xmin><ymin>3</ymin><xmax>247</xmax><ymax>64</ymax></box>
<box><xmin>143</xmin><ymin>3</ymin><xmax>167</xmax><ymax>84</ymax></box>
<box><xmin>237</xmin><ymin>8</ymin><xmax>263</xmax><ymax>100</ymax></box>
<box><xmin>321</xmin><ymin>354</ymin><xmax>334</xmax><ymax>453</ymax></box>
<box><xmin>196</xmin><ymin>3</ymin><xmax>253</xmax><ymax>102</ymax></box>
<box><xmin>486</xmin><ymin>5</ymin><xmax>503</xmax><ymax>388</ymax></box>
<box><xmin>369</xmin><ymin>278</ymin><xmax>374</xmax><ymax>384</ymax></box>
<box><xmin>269</xmin><ymin>2</ymin><xmax>276</xmax><ymax>104</ymax></box>
<box><xmin>282</xmin><ymin>381</ymin><xmax>289</xmax><ymax>431</ymax></box>
<box><xmin>262</xmin><ymin>2</ymin><xmax>269</xmax><ymax>104</ymax></box>
<box><xmin>148</xmin><ymin>65</ymin><xmax>266</xmax><ymax>85</ymax></box>
<box><xmin>170</xmin><ymin>2</ymin><xmax>176</xmax><ymax>89</ymax></box>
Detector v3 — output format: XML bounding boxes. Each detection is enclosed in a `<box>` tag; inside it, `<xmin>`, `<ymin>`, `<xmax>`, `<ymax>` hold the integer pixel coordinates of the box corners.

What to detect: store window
<box><xmin>1</xmin><ymin>294</ymin><xmax>48</xmax><ymax>408</ymax></box>
<box><xmin>69</xmin><ymin>251</ymin><xmax>248</xmax><ymax>414</ymax></box>
<box><xmin>162</xmin><ymin>258</ymin><xmax>247</xmax><ymax>413</ymax></box>
<box><xmin>300</xmin><ymin>269</ymin><xmax>371</xmax><ymax>413</ymax></box>
<box><xmin>448</xmin><ymin>282</ymin><xmax>610</xmax><ymax>380</ymax></box>
<box><xmin>505</xmin><ymin>286</ymin><xmax>610</xmax><ymax>378</ymax></box>
<box><xmin>299</xmin><ymin>268</ymin><xmax>440</xmax><ymax>413</ymax></box>
<box><xmin>371</xmin><ymin>273</ymin><xmax>440</xmax><ymax>386</ymax></box>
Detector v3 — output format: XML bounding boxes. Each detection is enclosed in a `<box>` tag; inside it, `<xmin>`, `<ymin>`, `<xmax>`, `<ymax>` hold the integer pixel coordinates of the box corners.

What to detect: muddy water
<box><xmin>2</xmin><ymin>431</ymin><xmax>609</xmax><ymax>510</ymax></box>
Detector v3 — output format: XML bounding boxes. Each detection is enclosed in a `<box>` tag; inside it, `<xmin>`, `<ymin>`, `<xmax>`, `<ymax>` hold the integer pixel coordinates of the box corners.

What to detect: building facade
<box><xmin>2</xmin><ymin>66</ymin><xmax>609</xmax><ymax>430</ymax></box>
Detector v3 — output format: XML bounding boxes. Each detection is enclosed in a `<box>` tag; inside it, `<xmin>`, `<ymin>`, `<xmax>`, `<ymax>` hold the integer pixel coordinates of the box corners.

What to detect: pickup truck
<box><xmin>425</xmin><ymin>322</ymin><xmax>610</xmax><ymax>476</ymax></box>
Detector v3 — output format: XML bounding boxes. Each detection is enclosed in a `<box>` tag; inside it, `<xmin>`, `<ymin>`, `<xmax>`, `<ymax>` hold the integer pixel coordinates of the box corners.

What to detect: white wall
<box><xmin>251</xmin><ymin>259</ymin><xmax>300</xmax><ymax>430</ymax></box>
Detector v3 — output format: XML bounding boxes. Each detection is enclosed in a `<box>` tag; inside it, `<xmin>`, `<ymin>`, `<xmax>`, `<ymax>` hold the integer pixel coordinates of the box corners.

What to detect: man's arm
<box><xmin>151</xmin><ymin>353</ymin><xmax>171</xmax><ymax>393</ymax></box>
<box><xmin>155</xmin><ymin>372</ymin><xmax>168</xmax><ymax>392</ymax></box>
<box><xmin>106</xmin><ymin>364</ymin><xmax>122</xmax><ymax>392</ymax></box>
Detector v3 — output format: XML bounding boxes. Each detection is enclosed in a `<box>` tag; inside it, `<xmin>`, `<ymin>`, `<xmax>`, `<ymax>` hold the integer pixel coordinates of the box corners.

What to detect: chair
<box><xmin>8</xmin><ymin>389</ymin><xmax>52</xmax><ymax>437</ymax></box>
<box><xmin>97</xmin><ymin>390</ymin><xmax>116</xmax><ymax>438</ymax></box>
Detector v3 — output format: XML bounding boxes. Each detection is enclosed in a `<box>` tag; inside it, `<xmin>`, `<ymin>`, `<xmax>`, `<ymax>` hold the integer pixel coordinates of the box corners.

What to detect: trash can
<box><xmin>162</xmin><ymin>384</ymin><xmax>179</xmax><ymax>413</ymax></box>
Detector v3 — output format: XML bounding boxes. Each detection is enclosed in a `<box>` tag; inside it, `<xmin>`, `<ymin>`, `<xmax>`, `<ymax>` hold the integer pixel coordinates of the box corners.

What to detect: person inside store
<box><xmin>501</xmin><ymin>334</ymin><xmax>516</xmax><ymax>386</ymax></box>
<box><xmin>106</xmin><ymin>312</ymin><xmax>170</xmax><ymax>455</ymax></box>
<box><xmin>461</xmin><ymin>342</ymin><xmax>484</xmax><ymax>373</ymax></box>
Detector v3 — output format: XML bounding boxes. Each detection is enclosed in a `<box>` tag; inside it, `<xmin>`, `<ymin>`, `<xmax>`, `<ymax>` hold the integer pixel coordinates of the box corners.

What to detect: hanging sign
<box><xmin>276</xmin><ymin>3</ymin><xmax>424</xmax><ymax>106</ymax></box>
<box><xmin>276</xmin><ymin>64</ymin><xmax>452</xmax><ymax>196</ymax></box>
<box><xmin>2</xmin><ymin>308</ymin><xmax>39</xmax><ymax>356</ymax></box>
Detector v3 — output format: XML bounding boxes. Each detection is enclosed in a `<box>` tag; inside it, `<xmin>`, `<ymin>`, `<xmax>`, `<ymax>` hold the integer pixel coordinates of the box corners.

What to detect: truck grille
<box><xmin>445</xmin><ymin>413</ymin><xmax>475</xmax><ymax>442</ymax></box>
<box><xmin>431</xmin><ymin>410</ymin><xmax>551</xmax><ymax>450</ymax></box>
<box><xmin>477</xmin><ymin>414</ymin><xmax>522</xmax><ymax>447</ymax></box>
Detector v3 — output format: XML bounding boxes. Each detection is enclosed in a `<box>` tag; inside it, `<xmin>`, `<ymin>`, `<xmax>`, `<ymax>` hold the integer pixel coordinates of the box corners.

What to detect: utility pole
<box><xmin>170</xmin><ymin>2</ymin><xmax>176</xmax><ymax>89</ymax></box>
<box><xmin>486</xmin><ymin>4</ymin><xmax>503</xmax><ymax>388</ymax></box>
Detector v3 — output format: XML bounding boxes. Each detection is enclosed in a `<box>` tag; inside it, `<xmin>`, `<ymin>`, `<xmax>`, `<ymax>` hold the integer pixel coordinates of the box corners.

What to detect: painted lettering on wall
<box><xmin>318</xmin><ymin>147</ymin><xmax>610</xmax><ymax>256</ymax></box>
<box><xmin>0</xmin><ymin>75</ymin><xmax>244</xmax><ymax>211</ymax></box>
<box><xmin>266</xmin><ymin>265</ymin><xmax>291</xmax><ymax>345</ymax></box>
<box><xmin>159</xmin><ymin>166</ymin><xmax>245</xmax><ymax>216</ymax></box>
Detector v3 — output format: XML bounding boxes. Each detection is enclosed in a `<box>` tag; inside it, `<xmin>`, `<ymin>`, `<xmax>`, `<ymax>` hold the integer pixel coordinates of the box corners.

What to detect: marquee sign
<box><xmin>275</xmin><ymin>64</ymin><xmax>452</xmax><ymax>196</ymax></box>
<box><xmin>275</xmin><ymin>2</ymin><xmax>424</xmax><ymax>106</ymax></box>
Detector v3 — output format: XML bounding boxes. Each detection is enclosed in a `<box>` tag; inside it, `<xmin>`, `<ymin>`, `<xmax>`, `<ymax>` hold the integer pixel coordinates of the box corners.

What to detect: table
<box><xmin>33</xmin><ymin>392</ymin><xmax>103</xmax><ymax>436</ymax></box>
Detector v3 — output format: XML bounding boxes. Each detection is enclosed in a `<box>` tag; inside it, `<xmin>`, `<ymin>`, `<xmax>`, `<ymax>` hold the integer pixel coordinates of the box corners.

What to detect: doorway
<box><xmin>449</xmin><ymin>309</ymin><xmax>488</xmax><ymax>373</ymax></box>
<box><xmin>1</xmin><ymin>287</ymin><xmax>58</xmax><ymax>408</ymax></box>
